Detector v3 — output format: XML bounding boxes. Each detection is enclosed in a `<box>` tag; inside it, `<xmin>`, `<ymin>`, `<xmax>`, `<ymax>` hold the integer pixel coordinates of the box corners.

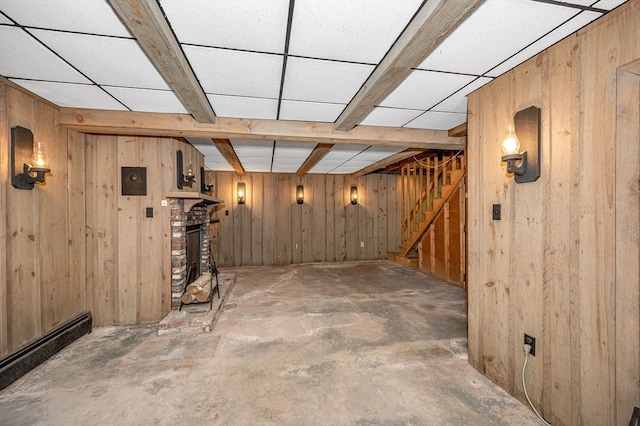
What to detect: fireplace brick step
<box><xmin>158</xmin><ymin>273</ymin><xmax>236</xmax><ymax>335</ymax></box>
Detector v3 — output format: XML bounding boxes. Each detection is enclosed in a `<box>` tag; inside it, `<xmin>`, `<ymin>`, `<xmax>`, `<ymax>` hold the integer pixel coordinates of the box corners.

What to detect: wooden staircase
<box><xmin>388</xmin><ymin>151</ymin><xmax>466</xmax><ymax>266</ymax></box>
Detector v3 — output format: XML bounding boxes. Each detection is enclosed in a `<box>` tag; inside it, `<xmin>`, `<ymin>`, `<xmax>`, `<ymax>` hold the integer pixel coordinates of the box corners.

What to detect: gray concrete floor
<box><xmin>0</xmin><ymin>261</ymin><xmax>544</xmax><ymax>425</ymax></box>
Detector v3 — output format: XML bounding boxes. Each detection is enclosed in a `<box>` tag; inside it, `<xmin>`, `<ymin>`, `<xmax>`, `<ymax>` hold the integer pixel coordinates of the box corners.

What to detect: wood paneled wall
<box><xmin>1</xmin><ymin>80</ymin><xmax>208</xmax><ymax>354</ymax></box>
<box><xmin>467</xmin><ymin>2</ymin><xmax>640</xmax><ymax>425</ymax></box>
<box><xmin>83</xmin><ymin>135</ymin><xmax>204</xmax><ymax>326</ymax></box>
<box><xmin>208</xmin><ymin>171</ymin><xmax>402</xmax><ymax>266</ymax></box>
<box><xmin>0</xmin><ymin>83</ymin><xmax>87</xmax><ymax>356</ymax></box>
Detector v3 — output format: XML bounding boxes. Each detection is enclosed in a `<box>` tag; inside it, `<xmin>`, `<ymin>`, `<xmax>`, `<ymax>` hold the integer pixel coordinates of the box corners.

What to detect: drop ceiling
<box><xmin>0</xmin><ymin>0</ymin><xmax>628</xmax><ymax>175</ymax></box>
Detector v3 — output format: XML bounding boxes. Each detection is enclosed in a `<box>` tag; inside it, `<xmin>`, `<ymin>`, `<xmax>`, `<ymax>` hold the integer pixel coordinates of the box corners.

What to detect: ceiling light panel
<box><xmin>184</xmin><ymin>46</ymin><xmax>282</xmax><ymax>98</ymax></box>
<box><xmin>379</xmin><ymin>70</ymin><xmax>476</xmax><ymax>110</ymax></box>
<box><xmin>0</xmin><ymin>27</ymin><xmax>90</xmax><ymax>83</ymax></box>
<box><xmin>279</xmin><ymin>100</ymin><xmax>345</xmax><ymax>122</ymax></box>
<box><xmin>103</xmin><ymin>87</ymin><xmax>188</xmax><ymax>114</ymax></box>
<box><xmin>417</xmin><ymin>0</ymin><xmax>579</xmax><ymax>76</ymax></box>
<box><xmin>272</xmin><ymin>141</ymin><xmax>316</xmax><ymax>173</ymax></box>
<box><xmin>0</xmin><ymin>0</ymin><xmax>131</xmax><ymax>37</ymax></box>
<box><xmin>10</xmin><ymin>80</ymin><xmax>127</xmax><ymax>110</ymax></box>
<box><xmin>404</xmin><ymin>111</ymin><xmax>467</xmax><ymax>130</ymax></box>
<box><xmin>283</xmin><ymin>57</ymin><xmax>374</xmax><ymax>104</ymax></box>
<box><xmin>360</xmin><ymin>107</ymin><xmax>423</xmax><ymax>127</ymax></box>
<box><xmin>160</xmin><ymin>0</ymin><xmax>289</xmax><ymax>54</ymax></box>
<box><xmin>309</xmin><ymin>144</ymin><xmax>367</xmax><ymax>174</ymax></box>
<box><xmin>288</xmin><ymin>0</ymin><xmax>423</xmax><ymax>63</ymax></box>
<box><xmin>432</xmin><ymin>77</ymin><xmax>493</xmax><ymax>113</ymax></box>
<box><xmin>207</xmin><ymin>95</ymin><xmax>277</xmax><ymax>120</ymax></box>
<box><xmin>231</xmin><ymin>139</ymin><xmax>274</xmax><ymax>173</ymax></box>
<box><xmin>29</xmin><ymin>29</ymin><xmax>170</xmax><ymax>90</ymax></box>
<box><xmin>487</xmin><ymin>11</ymin><xmax>601</xmax><ymax>78</ymax></box>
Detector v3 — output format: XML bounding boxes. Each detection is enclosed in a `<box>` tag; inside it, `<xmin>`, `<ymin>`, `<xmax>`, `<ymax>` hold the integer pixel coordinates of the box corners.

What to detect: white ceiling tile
<box><xmin>184</xmin><ymin>46</ymin><xmax>282</xmax><ymax>98</ymax></box>
<box><xmin>487</xmin><ymin>11</ymin><xmax>602</xmax><ymax>77</ymax></box>
<box><xmin>283</xmin><ymin>57</ymin><xmax>374</xmax><ymax>104</ymax></box>
<box><xmin>550</xmin><ymin>0</ymin><xmax>595</xmax><ymax>5</ymax></box>
<box><xmin>360</xmin><ymin>107</ymin><xmax>423</xmax><ymax>127</ymax></box>
<box><xmin>354</xmin><ymin>146</ymin><xmax>405</xmax><ymax>161</ymax></box>
<box><xmin>207</xmin><ymin>95</ymin><xmax>277</xmax><ymax>120</ymax></box>
<box><xmin>272</xmin><ymin>141</ymin><xmax>315</xmax><ymax>172</ymax></box>
<box><xmin>379</xmin><ymin>70</ymin><xmax>476</xmax><ymax>110</ymax></box>
<box><xmin>433</xmin><ymin>77</ymin><xmax>493</xmax><ymax>113</ymax></box>
<box><xmin>30</xmin><ymin>29</ymin><xmax>170</xmax><ymax>89</ymax></box>
<box><xmin>0</xmin><ymin>0</ymin><xmax>131</xmax><ymax>36</ymax></box>
<box><xmin>104</xmin><ymin>87</ymin><xmax>188</xmax><ymax>114</ymax></box>
<box><xmin>289</xmin><ymin>0</ymin><xmax>423</xmax><ymax>63</ymax></box>
<box><xmin>231</xmin><ymin>139</ymin><xmax>274</xmax><ymax>173</ymax></box>
<box><xmin>309</xmin><ymin>144</ymin><xmax>367</xmax><ymax>173</ymax></box>
<box><xmin>279</xmin><ymin>100</ymin><xmax>345</xmax><ymax>122</ymax></box>
<box><xmin>404</xmin><ymin>111</ymin><xmax>467</xmax><ymax>130</ymax></box>
<box><xmin>0</xmin><ymin>14</ymin><xmax>12</xmax><ymax>24</ymax></box>
<box><xmin>417</xmin><ymin>0</ymin><xmax>579</xmax><ymax>75</ymax></box>
<box><xmin>592</xmin><ymin>0</ymin><xmax>629</xmax><ymax>10</ymax></box>
<box><xmin>160</xmin><ymin>0</ymin><xmax>289</xmax><ymax>53</ymax></box>
<box><xmin>10</xmin><ymin>79</ymin><xmax>127</xmax><ymax>110</ymax></box>
<box><xmin>186</xmin><ymin>138</ymin><xmax>235</xmax><ymax>171</ymax></box>
<box><xmin>0</xmin><ymin>27</ymin><xmax>90</xmax><ymax>83</ymax></box>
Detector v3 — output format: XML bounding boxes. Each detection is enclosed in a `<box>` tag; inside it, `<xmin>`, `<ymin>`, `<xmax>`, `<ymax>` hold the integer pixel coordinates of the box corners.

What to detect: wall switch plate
<box><xmin>492</xmin><ymin>204</ymin><xmax>501</xmax><ymax>220</ymax></box>
<box><xmin>524</xmin><ymin>333</ymin><xmax>536</xmax><ymax>356</ymax></box>
<box><xmin>360</xmin><ymin>241</ymin><xmax>365</xmax><ymax>248</ymax></box>
<box><xmin>145</xmin><ymin>207</ymin><xmax>153</xmax><ymax>218</ymax></box>
<box><xmin>161</xmin><ymin>199</ymin><xmax>168</xmax><ymax>207</ymax></box>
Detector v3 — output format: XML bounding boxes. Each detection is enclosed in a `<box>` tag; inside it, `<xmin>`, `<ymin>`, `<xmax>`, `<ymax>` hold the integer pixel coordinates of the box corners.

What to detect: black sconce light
<box><xmin>296</xmin><ymin>184</ymin><xmax>304</xmax><ymax>204</ymax></box>
<box><xmin>237</xmin><ymin>182</ymin><xmax>246</xmax><ymax>204</ymax></box>
<box><xmin>176</xmin><ymin>149</ymin><xmax>195</xmax><ymax>189</ymax></box>
<box><xmin>200</xmin><ymin>167</ymin><xmax>213</xmax><ymax>193</ymax></box>
<box><xmin>11</xmin><ymin>126</ymin><xmax>51</xmax><ymax>190</ymax></box>
<box><xmin>501</xmin><ymin>106</ymin><xmax>541</xmax><ymax>183</ymax></box>
<box><xmin>350</xmin><ymin>185</ymin><xmax>358</xmax><ymax>205</ymax></box>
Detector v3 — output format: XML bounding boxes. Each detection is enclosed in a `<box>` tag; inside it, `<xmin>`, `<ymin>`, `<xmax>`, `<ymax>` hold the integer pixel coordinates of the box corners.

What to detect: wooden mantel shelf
<box><xmin>165</xmin><ymin>192</ymin><xmax>223</xmax><ymax>213</ymax></box>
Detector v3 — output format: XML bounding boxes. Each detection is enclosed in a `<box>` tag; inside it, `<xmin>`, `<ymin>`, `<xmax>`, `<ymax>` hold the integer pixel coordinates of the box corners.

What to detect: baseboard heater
<box><xmin>0</xmin><ymin>311</ymin><xmax>92</xmax><ymax>391</ymax></box>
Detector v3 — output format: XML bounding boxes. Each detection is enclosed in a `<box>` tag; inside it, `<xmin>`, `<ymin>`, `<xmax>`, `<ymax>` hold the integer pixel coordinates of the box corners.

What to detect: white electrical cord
<box><xmin>522</xmin><ymin>345</ymin><xmax>552</xmax><ymax>425</ymax></box>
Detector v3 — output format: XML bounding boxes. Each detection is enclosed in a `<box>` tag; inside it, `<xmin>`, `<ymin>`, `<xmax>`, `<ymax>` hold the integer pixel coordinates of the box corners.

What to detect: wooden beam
<box><xmin>333</xmin><ymin>0</ymin><xmax>484</xmax><ymax>131</ymax></box>
<box><xmin>212</xmin><ymin>139</ymin><xmax>245</xmax><ymax>175</ymax></box>
<box><xmin>351</xmin><ymin>148</ymin><xmax>425</xmax><ymax>178</ymax></box>
<box><xmin>107</xmin><ymin>0</ymin><xmax>216</xmax><ymax>123</ymax></box>
<box><xmin>448</xmin><ymin>122</ymin><xmax>467</xmax><ymax>137</ymax></box>
<box><xmin>296</xmin><ymin>143</ymin><xmax>334</xmax><ymax>176</ymax></box>
<box><xmin>59</xmin><ymin>108</ymin><xmax>466</xmax><ymax>149</ymax></box>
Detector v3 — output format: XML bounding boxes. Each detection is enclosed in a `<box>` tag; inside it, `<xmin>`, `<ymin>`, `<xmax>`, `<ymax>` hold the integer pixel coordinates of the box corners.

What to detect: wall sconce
<box><xmin>237</xmin><ymin>182</ymin><xmax>246</xmax><ymax>204</ymax></box>
<box><xmin>501</xmin><ymin>106</ymin><xmax>541</xmax><ymax>183</ymax></box>
<box><xmin>11</xmin><ymin>126</ymin><xmax>51</xmax><ymax>190</ymax></box>
<box><xmin>200</xmin><ymin>167</ymin><xmax>213</xmax><ymax>193</ymax></box>
<box><xmin>350</xmin><ymin>185</ymin><xmax>358</xmax><ymax>205</ymax></box>
<box><xmin>176</xmin><ymin>149</ymin><xmax>195</xmax><ymax>189</ymax></box>
<box><xmin>296</xmin><ymin>184</ymin><xmax>304</xmax><ymax>204</ymax></box>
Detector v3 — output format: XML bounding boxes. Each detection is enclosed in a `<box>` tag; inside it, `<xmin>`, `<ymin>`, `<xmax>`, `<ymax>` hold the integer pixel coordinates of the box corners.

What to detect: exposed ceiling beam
<box><xmin>107</xmin><ymin>0</ymin><xmax>216</xmax><ymax>123</ymax></box>
<box><xmin>212</xmin><ymin>139</ymin><xmax>245</xmax><ymax>175</ymax></box>
<box><xmin>296</xmin><ymin>143</ymin><xmax>334</xmax><ymax>176</ymax></box>
<box><xmin>448</xmin><ymin>122</ymin><xmax>467</xmax><ymax>137</ymax></box>
<box><xmin>59</xmin><ymin>108</ymin><xmax>466</xmax><ymax>150</ymax></box>
<box><xmin>333</xmin><ymin>0</ymin><xmax>484</xmax><ymax>131</ymax></box>
<box><xmin>351</xmin><ymin>148</ymin><xmax>425</xmax><ymax>178</ymax></box>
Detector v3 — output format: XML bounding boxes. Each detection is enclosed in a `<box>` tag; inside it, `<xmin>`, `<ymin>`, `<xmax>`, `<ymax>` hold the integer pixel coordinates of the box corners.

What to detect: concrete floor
<box><xmin>0</xmin><ymin>261</ymin><xmax>545</xmax><ymax>425</ymax></box>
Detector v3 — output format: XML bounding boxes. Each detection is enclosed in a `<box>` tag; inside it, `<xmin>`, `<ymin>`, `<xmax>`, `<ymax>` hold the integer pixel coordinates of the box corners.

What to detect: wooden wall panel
<box><xmin>212</xmin><ymin>172</ymin><xmax>402</xmax><ymax>267</ymax></box>
<box><xmin>466</xmin><ymin>2</ymin><xmax>640</xmax><ymax>424</ymax></box>
<box><xmin>0</xmin><ymin>83</ymin><xmax>89</xmax><ymax>356</ymax></box>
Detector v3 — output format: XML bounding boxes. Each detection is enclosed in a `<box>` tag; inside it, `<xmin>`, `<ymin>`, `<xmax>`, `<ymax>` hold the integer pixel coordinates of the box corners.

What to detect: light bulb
<box><xmin>31</xmin><ymin>142</ymin><xmax>49</xmax><ymax>169</ymax></box>
<box><xmin>502</xmin><ymin>124</ymin><xmax>520</xmax><ymax>155</ymax></box>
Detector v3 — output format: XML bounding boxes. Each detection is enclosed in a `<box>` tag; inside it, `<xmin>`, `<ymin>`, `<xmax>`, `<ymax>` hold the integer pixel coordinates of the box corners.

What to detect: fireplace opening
<box><xmin>186</xmin><ymin>225</ymin><xmax>202</xmax><ymax>286</ymax></box>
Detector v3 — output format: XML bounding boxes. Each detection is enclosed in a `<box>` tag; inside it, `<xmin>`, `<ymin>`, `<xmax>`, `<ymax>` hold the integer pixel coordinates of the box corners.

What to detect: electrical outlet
<box><xmin>360</xmin><ymin>241</ymin><xmax>365</xmax><ymax>248</ymax></box>
<box><xmin>524</xmin><ymin>334</ymin><xmax>536</xmax><ymax>356</ymax></box>
<box><xmin>492</xmin><ymin>204</ymin><xmax>501</xmax><ymax>220</ymax></box>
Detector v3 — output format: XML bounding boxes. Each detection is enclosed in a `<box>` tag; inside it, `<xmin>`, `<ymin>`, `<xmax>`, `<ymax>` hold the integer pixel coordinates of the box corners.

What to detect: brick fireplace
<box><xmin>170</xmin><ymin>199</ymin><xmax>210</xmax><ymax>309</ymax></box>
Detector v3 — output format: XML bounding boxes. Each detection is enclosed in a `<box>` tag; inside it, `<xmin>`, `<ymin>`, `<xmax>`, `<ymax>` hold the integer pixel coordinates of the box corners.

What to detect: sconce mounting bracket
<box><xmin>512</xmin><ymin>106</ymin><xmax>541</xmax><ymax>183</ymax></box>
